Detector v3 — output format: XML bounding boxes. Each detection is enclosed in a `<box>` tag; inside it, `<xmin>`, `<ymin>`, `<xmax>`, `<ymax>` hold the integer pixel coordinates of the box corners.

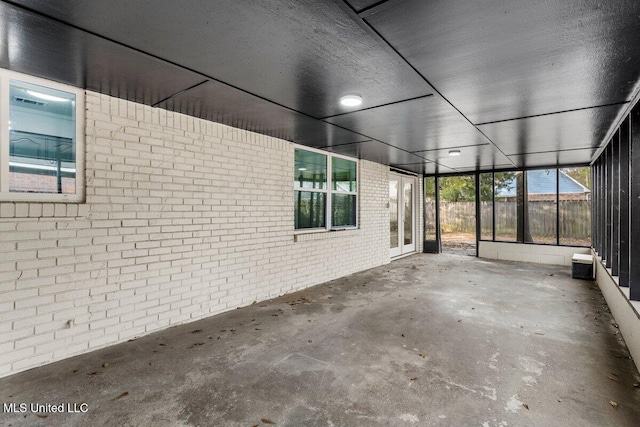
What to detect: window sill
<box><xmin>293</xmin><ymin>228</ymin><xmax>360</xmax><ymax>242</ymax></box>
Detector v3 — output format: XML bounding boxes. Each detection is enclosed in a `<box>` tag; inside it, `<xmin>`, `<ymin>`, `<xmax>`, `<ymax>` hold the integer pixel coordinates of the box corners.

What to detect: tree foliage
<box><xmin>436</xmin><ymin>172</ymin><xmax>517</xmax><ymax>202</ymax></box>
<box><xmin>562</xmin><ymin>167</ymin><xmax>590</xmax><ymax>188</ymax></box>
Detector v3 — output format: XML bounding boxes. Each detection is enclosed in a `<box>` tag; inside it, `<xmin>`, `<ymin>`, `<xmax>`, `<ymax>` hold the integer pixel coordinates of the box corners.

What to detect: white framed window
<box><xmin>0</xmin><ymin>68</ymin><xmax>84</xmax><ymax>203</ymax></box>
<box><xmin>294</xmin><ymin>145</ymin><xmax>358</xmax><ymax>231</ymax></box>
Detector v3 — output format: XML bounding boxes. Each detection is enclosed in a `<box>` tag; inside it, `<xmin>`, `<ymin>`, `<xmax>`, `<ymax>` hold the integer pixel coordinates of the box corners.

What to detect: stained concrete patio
<box><xmin>1</xmin><ymin>254</ymin><xmax>639</xmax><ymax>426</ymax></box>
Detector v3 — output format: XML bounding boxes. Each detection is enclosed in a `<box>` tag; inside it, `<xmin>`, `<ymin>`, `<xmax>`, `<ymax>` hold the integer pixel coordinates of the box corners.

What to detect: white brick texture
<box><xmin>0</xmin><ymin>91</ymin><xmax>403</xmax><ymax>377</ymax></box>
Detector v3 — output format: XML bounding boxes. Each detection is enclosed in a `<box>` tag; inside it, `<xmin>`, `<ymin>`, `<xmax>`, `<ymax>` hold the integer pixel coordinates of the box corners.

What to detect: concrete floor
<box><xmin>1</xmin><ymin>254</ymin><xmax>639</xmax><ymax>427</ymax></box>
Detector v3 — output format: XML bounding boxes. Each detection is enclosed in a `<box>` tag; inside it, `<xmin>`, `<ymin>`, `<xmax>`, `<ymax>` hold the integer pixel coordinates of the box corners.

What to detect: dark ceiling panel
<box><xmin>5</xmin><ymin>0</ymin><xmax>638</xmax><ymax>173</ymax></box>
<box><xmin>478</xmin><ymin>104</ymin><xmax>624</xmax><ymax>156</ymax></box>
<box><xmin>507</xmin><ymin>149</ymin><xmax>596</xmax><ymax>168</ymax></box>
<box><xmin>0</xmin><ymin>3</ymin><xmax>205</xmax><ymax>106</ymax></box>
<box><xmin>365</xmin><ymin>0</ymin><xmax>640</xmax><ymax>124</ymax></box>
<box><xmin>157</xmin><ymin>81</ymin><xmax>365</xmax><ymax>148</ymax></box>
<box><xmin>15</xmin><ymin>0</ymin><xmax>432</xmax><ymax>118</ymax></box>
<box><xmin>325</xmin><ymin>96</ymin><xmax>500</xmax><ymax>154</ymax></box>
<box><xmin>322</xmin><ymin>140</ymin><xmax>430</xmax><ymax>168</ymax></box>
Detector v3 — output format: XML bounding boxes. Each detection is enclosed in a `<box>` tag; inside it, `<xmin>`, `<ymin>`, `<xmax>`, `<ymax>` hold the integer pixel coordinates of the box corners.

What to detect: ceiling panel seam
<box><xmin>320</xmin><ymin>94</ymin><xmax>433</xmax><ymax>119</ymax></box>
<box><xmin>315</xmin><ymin>140</ymin><xmax>373</xmax><ymax>149</ymax></box>
<box><xmin>411</xmin><ymin>143</ymin><xmax>490</xmax><ymax>154</ymax></box>
<box><xmin>340</xmin><ymin>0</ymin><xmax>516</xmax><ymax>167</ymax></box>
<box><xmin>319</xmin><ymin>119</ymin><xmax>457</xmax><ymax>170</ymax></box>
<box><xmin>507</xmin><ymin>147</ymin><xmax>599</xmax><ymax>156</ymax></box>
<box><xmin>475</xmin><ymin>101</ymin><xmax>630</xmax><ymax>126</ymax></box>
<box><xmin>393</xmin><ymin>162</ymin><xmax>439</xmax><ymax>167</ymax></box>
<box><xmin>355</xmin><ymin>0</ymin><xmax>395</xmax><ymax>15</ymax></box>
<box><xmin>151</xmin><ymin>80</ymin><xmax>210</xmax><ymax>107</ymax></box>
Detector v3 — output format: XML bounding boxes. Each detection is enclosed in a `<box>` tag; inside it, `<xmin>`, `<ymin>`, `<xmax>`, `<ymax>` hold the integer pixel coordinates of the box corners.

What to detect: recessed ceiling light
<box><xmin>298</xmin><ymin>167</ymin><xmax>307</xmax><ymax>171</ymax></box>
<box><xmin>26</xmin><ymin>90</ymin><xmax>70</xmax><ymax>102</ymax></box>
<box><xmin>449</xmin><ymin>149</ymin><xmax>461</xmax><ymax>156</ymax></box>
<box><xmin>340</xmin><ymin>94</ymin><xmax>363</xmax><ymax>107</ymax></box>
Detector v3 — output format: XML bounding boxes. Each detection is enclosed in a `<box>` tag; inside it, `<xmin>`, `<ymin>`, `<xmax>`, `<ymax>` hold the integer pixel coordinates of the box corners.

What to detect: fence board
<box><xmin>425</xmin><ymin>201</ymin><xmax>590</xmax><ymax>240</ymax></box>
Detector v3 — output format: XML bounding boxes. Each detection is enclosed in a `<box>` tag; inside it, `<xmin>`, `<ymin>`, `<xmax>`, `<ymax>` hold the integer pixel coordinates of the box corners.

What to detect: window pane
<box><xmin>332</xmin><ymin>157</ymin><xmax>356</xmax><ymax>192</ymax></box>
<box><xmin>494</xmin><ymin>171</ymin><xmax>520</xmax><ymax>242</ymax></box>
<box><xmin>294</xmin><ymin>191</ymin><xmax>326</xmax><ymax>229</ymax></box>
<box><xmin>480</xmin><ymin>173</ymin><xmax>493</xmax><ymax>240</ymax></box>
<box><xmin>559</xmin><ymin>167</ymin><xmax>591</xmax><ymax>246</ymax></box>
<box><xmin>526</xmin><ymin>169</ymin><xmax>557</xmax><ymax>244</ymax></box>
<box><xmin>424</xmin><ymin>177</ymin><xmax>436</xmax><ymax>240</ymax></box>
<box><xmin>9</xmin><ymin>80</ymin><xmax>76</xmax><ymax>194</ymax></box>
<box><xmin>332</xmin><ymin>193</ymin><xmax>356</xmax><ymax>227</ymax></box>
<box><xmin>294</xmin><ymin>149</ymin><xmax>327</xmax><ymax>190</ymax></box>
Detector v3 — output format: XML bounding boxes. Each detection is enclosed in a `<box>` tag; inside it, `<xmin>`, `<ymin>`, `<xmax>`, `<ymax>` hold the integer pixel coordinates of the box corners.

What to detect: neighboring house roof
<box><xmin>497</xmin><ymin>170</ymin><xmax>590</xmax><ymax>197</ymax></box>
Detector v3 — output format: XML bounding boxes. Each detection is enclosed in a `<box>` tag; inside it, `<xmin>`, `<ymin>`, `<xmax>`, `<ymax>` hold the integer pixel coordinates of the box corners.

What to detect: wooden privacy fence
<box><xmin>425</xmin><ymin>201</ymin><xmax>591</xmax><ymax>239</ymax></box>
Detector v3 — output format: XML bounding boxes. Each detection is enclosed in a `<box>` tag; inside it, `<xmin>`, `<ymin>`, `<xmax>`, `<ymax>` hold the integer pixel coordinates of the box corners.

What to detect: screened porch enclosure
<box><xmin>425</xmin><ymin>167</ymin><xmax>592</xmax><ymax>253</ymax></box>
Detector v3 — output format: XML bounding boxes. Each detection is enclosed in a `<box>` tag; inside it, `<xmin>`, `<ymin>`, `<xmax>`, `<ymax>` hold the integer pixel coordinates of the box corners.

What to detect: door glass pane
<box><xmin>332</xmin><ymin>193</ymin><xmax>356</xmax><ymax>227</ymax></box>
<box><xmin>403</xmin><ymin>181</ymin><xmax>413</xmax><ymax>245</ymax></box>
<box><xmin>480</xmin><ymin>173</ymin><xmax>493</xmax><ymax>240</ymax></box>
<box><xmin>390</xmin><ymin>180</ymin><xmax>399</xmax><ymax>248</ymax></box>
<box><xmin>9</xmin><ymin>80</ymin><xmax>76</xmax><ymax>194</ymax></box>
<box><xmin>526</xmin><ymin>169</ymin><xmax>557</xmax><ymax>244</ymax></box>
<box><xmin>424</xmin><ymin>177</ymin><xmax>436</xmax><ymax>240</ymax></box>
<box><xmin>294</xmin><ymin>149</ymin><xmax>327</xmax><ymax>189</ymax></box>
<box><xmin>559</xmin><ymin>167</ymin><xmax>591</xmax><ymax>246</ymax></box>
<box><xmin>294</xmin><ymin>191</ymin><xmax>326</xmax><ymax>229</ymax></box>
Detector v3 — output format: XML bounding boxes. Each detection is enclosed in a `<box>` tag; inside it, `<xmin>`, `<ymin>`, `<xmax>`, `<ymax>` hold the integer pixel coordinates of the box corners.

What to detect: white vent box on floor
<box><xmin>572</xmin><ymin>254</ymin><xmax>593</xmax><ymax>280</ymax></box>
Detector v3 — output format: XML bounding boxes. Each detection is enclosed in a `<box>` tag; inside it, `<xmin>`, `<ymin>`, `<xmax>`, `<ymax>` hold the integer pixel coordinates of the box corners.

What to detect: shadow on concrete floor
<box><xmin>1</xmin><ymin>254</ymin><xmax>639</xmax><ymax>426</ymax></box>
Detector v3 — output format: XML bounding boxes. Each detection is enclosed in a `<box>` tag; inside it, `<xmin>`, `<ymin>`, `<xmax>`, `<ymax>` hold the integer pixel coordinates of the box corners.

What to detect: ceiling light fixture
<box><xmin>25</xmin><ymin>90</ymin><xmax>70</xmax><ymax>102</ymax></box>
<box><xmin>340</xmin><ymin>93</ymin><xmax>363</xmax><ymax>107</ymax></box>
<box><xmin>448</xmin><ymin>149</ymin><xmax>461</xmax><ymax>156</ymax></box>
<box><xmin>298</xmin><ymin>167</ymin><xmax>307</xmax><ymax>171</ymax></box>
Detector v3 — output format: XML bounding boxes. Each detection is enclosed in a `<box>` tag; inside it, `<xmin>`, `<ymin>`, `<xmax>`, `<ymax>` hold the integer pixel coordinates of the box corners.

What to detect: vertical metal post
<box><xmin>629</xmin><ymin>105</ymin><xmax>640</xmax><ymax>300</ymax></box>
<box><xmin>517</xmin><ymin>171</ymin><xmax>525</xmax><ymax>242</ymax></box>
<box><xmin>612</xmin><ymin>130</ymin><xmax>620</xmax><ymax>276</ymax></box>
<box><xmin>435</xmin><ymin>176</ymin><xmax>441</xmax><ymax>254</ymax></box>
<box><xmin>600</xmin><ymin>156</ymin><xmax>605</xmax><ymax>257</ymax></box>
<box><xmin>589</xmin><ymin>163</ymin><xmax>596</xmax><ymax>248</ymax></box>
<box><xmin>492</xmin><ymin>172</ymin><xmax>496</xmax><ymax>242</ymax></box>
<box><xmin>591</xmin><ymin>157</ymin><xmax>600</xmax><ymax>254</ymax></box>
<box><xmin>556</xmin><ymin>168</ymin><xmax>560</xmax><ymax>245</ymax></box>
<box><xmin>605</xmin><ymin>143</ymin><xmax>612</xmax><ymax>268</ymax></box>
<box><xmin>619</xmin><ymin>117</ymin><xmax>630</xmax><ymax>287</ymax></box>
<box><xmin>475</xmin><ymin>172</ymin><xmax>481</xmax><ymax>257</ymax></box>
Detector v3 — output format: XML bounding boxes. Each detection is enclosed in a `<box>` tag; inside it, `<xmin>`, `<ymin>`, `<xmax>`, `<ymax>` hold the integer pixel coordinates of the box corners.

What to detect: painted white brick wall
<box><xmin>0</xmin><ymin>91</ymin><xmax>395</xmax><ymax>377</ymax></box>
